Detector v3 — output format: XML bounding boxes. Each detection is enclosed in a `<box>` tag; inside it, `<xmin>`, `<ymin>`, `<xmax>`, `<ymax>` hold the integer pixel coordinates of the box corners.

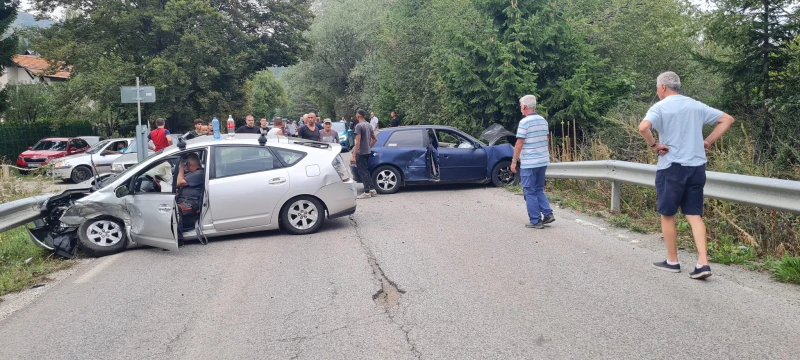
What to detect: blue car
<box><xmin>351</xmin><ymin>124</ymin><xmax>520</xmax><ymax>194</ymax></box>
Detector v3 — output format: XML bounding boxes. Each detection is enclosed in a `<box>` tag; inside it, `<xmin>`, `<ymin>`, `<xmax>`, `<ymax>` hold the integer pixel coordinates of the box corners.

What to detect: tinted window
<box><xmin>70</xmin><ymin>139</ymin><xmax>88</xmax><ymax>149</ymax></box>
<box><xmin>32</xmin><ymin>141</ymin><xmax>67</xmax><ymax>151</ymax></box>
<box><xmin>386</xmin><ymin>130</ymin><xmax>424</xmax><ymax>148</ymax></box>
<box><xmin>271</xmin><ymin>147</ymin><xmax>306</xmax><ymax>166</ymax></box>
<box><xmin>213</xmin><ymin>146</ymin><xmax>283</xmax><ymax>178</ymax></box>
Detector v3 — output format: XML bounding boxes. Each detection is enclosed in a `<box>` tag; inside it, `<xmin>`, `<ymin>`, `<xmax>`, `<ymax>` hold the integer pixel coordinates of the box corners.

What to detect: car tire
<box><xmin>372</xmin><ymin>165</ymin><xmax>402</xmax><ymax>194</ymax></box>
<box><xmin>70</xmin><ymin>165</ymin><xmax>93</xmax><ymax>183</ymax></box>
<box><xmin>491</xmin><ymin>160</ymin><xmax>519</xmax><ymax>187</ymax></box>
<box><xmin>280</xmin><ymin>196</ymin><xmax>326</xmax><ymax>235</ymax></box>
<box><xmin>77</xmin><ymin>217</ymin><xmax>128</xmax><ymax>257</ymax></box>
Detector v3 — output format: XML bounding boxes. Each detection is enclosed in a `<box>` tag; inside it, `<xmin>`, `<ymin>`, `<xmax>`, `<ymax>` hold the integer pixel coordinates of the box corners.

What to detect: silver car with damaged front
<box><xmin>3</xmin><ymin>134</ymin><xmax>357</xmax><ymax>257</ymax></box>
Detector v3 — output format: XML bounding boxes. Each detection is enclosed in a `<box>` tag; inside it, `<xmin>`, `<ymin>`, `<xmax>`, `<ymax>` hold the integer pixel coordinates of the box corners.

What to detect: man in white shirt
<box><xmin>370</xmin><ymin>112</ymin><xmax>379</xmax><ymax>131</ymax></box>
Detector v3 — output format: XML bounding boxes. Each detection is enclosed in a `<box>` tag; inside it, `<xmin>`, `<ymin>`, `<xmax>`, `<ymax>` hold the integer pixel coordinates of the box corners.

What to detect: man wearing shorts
<box><xmin>638</xmin><ymin>71</ymin><xmax>735</xmax><ymax>279</ymax></box>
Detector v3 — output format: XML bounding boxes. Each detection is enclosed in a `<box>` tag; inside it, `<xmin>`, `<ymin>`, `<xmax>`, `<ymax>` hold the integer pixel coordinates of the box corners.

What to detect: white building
<box><xmin>0</xmin><ymin>53</ymin><xmax>71</xmax><ymax>88</ymax></box>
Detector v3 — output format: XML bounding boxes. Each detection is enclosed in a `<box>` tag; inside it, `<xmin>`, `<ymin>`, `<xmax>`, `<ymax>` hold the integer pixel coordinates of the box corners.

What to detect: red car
<box><xmin>16</xmin><ymin>137</ymin><xmax>93</xmax><ymax>170</ymax></box>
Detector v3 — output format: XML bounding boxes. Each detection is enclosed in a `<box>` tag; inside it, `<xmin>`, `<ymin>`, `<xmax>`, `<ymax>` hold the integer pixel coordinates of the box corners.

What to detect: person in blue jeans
<box><xmin>511</xmin><ymin>95</ymin><xmax>554</xmax><ymax>229</ymax></box>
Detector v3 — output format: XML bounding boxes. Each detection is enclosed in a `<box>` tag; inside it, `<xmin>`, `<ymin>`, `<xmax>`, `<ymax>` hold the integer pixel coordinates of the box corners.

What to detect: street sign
<box><xmin>120</xmin><ymin>86</ymin><xmax>156</xmax><ymax>103</ymax></box>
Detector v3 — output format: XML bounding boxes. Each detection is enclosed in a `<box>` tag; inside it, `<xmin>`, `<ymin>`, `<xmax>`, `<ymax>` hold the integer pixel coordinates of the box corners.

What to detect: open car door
<box><xmin>127</xmin><ymin>195</ymin><xmax>179</xmax><ymax>252</ymax></box>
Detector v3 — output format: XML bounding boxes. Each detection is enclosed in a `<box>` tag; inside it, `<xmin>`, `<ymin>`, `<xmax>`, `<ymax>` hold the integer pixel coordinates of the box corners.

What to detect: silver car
<box><xmin>50</xmin><ymin>138</ymin><xmax>134</xmax><ymax>182</ymax></box>
<box><xmin>1</xmin><ymin>134</ymin><xmax>357</xmax><ymax>257</ymax></box>
<box><xmin>110</xmin><ymin>134</ymin><xmax>183</xmax><ymax>173</ymax></box>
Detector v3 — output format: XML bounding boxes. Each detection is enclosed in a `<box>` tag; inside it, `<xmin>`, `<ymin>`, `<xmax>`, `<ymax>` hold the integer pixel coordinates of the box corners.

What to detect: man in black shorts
<box><xmin>639</xmin><ymin>72</ymin><xmax>735</xmax><ymax>279</ymax></box>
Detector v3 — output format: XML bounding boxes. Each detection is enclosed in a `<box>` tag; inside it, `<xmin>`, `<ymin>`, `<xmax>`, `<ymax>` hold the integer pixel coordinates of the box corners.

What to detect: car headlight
<box><xmin>112</xmin><ymin>164</ymin><xmax>123</xmax><ymax>171</ymax></box>
<box><xmin>54</xmin><ymin>161</ymin><xmax>69</xmax><ymax>168</ymax></box>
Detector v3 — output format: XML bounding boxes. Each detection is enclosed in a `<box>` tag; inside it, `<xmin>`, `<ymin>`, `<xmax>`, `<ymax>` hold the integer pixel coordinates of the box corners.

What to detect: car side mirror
<box><xmin>100</xmin><ymin>151</ymin><xmax>108</xmax><ymax>156</ymax></box>
<box><xmin>115</xmin><ymin>185</ymin><xmax>130</xmax><ymax>198</ymax></box>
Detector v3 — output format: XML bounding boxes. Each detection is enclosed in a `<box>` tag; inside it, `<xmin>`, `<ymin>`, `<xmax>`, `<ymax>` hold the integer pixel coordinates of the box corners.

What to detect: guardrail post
<box><xmin>610</xmin><ymin>180</ymin><xmax>621</xmax><ymax>213</ymax></box>
<box><xmin>1</xmin><ymin>165</ymin><xmax>8</xmax><ymax>180</ymax></box>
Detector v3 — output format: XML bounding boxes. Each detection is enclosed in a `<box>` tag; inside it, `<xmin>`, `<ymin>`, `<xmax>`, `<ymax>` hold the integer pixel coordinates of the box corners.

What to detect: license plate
<box><xmin>28</xmin><ymin>163</ymin><xmax>41</xmax><ymax>168</ymax></box>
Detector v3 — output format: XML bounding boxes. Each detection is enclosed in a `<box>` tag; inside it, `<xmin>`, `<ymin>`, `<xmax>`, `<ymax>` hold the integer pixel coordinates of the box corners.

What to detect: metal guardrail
<box><xmin>546</xmin><ymin>160</ymin><xmax>800</xmax><ymax>213</ymax></box>
<box><xmin>0</xmin><ymin>193</ymin><xmax>55</xmax><ymax>233</ymax></box>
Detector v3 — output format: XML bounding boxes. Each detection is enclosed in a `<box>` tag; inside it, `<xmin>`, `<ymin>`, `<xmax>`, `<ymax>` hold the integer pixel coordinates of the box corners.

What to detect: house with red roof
<box><xmin>0</xmin><ymin>53</ymin><xmax>71</xmax><ymax>87</ymax></box>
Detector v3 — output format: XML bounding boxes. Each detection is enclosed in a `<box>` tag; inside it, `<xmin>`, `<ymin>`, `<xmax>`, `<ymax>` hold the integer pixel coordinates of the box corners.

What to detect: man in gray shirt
<box><xmin>351</xmin><ymin>109</ymin><xmax>377</xmax><ymax>199</ymax></box>
<box><xmin>639</xmin><ymin>71</ymin><xmax>735</xmax><ymax>279</ymax></box>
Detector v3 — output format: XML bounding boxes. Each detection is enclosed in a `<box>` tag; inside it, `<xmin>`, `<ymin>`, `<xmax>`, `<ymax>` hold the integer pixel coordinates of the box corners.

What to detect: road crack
<box><xmin>349</xmin><ymin>215</ymin><xmax>420</xmax><ymax>359</ymax></box>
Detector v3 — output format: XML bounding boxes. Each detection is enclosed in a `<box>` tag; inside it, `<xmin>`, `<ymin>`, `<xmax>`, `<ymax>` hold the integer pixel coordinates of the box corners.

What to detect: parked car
<box><xmin>16</xmin><ymin>137</ymin><xmax>98</xmax><ymax>171</ymax></box>
<box><xmin>351</xmin><ymin>124</ymin><xmax>519</xmax><ymax>194</ymax></box>
<box><xmin>50</xmin><ymin>138</ymin><xmax>134</xmax><ymax>183</ymax></box>
<box><xmin>332</xmin><ymin>121</ymin><xmax>353</xmax><ymax>152</ymax></box>
<box><xmin>1</xmin><ymin>134</ymin><xmax>357</xmax><ymax>257</ymax></box>
<box><xmin>110</xmin><ymin>134</ymin><xmax>182</xmax><ymax>173</ymax></box>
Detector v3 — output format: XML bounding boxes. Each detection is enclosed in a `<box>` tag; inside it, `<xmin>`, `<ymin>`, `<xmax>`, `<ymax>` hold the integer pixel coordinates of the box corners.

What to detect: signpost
<box><xmin>121</xmin><ymin>78</ymin><xmax>156</xmax><ymax>162</ymax></box>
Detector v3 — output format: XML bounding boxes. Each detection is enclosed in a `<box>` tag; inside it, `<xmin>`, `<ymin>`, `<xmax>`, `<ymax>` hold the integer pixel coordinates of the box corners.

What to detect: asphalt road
<box><xmin>2</xmin><ymin>173</ymin><xmax>800</xmax><ymax>358</ymax></box>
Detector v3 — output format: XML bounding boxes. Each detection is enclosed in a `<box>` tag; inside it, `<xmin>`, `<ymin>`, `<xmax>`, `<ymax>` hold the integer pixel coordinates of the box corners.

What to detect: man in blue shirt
<box><xmin>639</xmin><ymin>71</ymin><xmax>735</xmax><ymax>279</ymax></box>
<box><xmin>511</xmin><ymin>94</ymin><xmax>554</xmax><ymax>229</ymax></box>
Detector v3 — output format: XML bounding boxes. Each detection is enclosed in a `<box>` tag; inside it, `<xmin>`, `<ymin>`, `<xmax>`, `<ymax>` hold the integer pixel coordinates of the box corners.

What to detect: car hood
<box><xmin>20</xmin><ymin>150</ymin><xmax>66</xmax><ymax>158</ymax></box>
<box><xmin>113</xmin><ymin>152</ymin><xmax>140</xmax><ymax>164</ymax></box>
<box><xmin>53</xmin><ymin>153</ymin><xmax>92</xmax><ymax>163</ymax></box>
<box><xmin>0</xmin><ymin>185</ymin><xmax>93</xmax><ymax>233</ymax></box>
<box><xmin>479</xmin><ymin>124</ymin><xmax>517</xmax><ymax>146</ymax></box>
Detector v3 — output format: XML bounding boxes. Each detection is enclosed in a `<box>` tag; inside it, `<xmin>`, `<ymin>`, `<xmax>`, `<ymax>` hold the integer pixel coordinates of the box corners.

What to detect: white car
<box><xmin>2</xmin><ymin>134</ymin><xmax>357</xmax><ymax>257</ymax></box>
<box><xmin>51</xmin><ymin>138</ymin><xmax>134</xmax><ymax>182</ymax></box>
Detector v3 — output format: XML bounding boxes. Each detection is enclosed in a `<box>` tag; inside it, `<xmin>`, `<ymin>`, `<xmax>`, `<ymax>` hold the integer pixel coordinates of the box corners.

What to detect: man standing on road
<box><xmin>370</xmin><ymin>112</ymin><xmax>379</xmax><ymax>132</ymax></box>
<box><xmin>259</xmin><ymin>118</ymin><xmax>270</xmax><ymax>133</ymax></box>
<box><xmin>639</xmin><ymin>71</ymin><xmax>735</xmax><ymax>279</ymax></box>
<box><xmin>319</xmin><ymin>119</ymin><xmax>339</xmax><ymax>143</ymax></box>
<box><xmin>510</xmin><ymin>95</ymin><xmax>554</xmax><ymax>229</ymax></box>
<box><xmin>298</xmin><ymin>113</ymin><xmax>321</xmax><ymax>141</ymax></box>
<box><xmin>390</xmin><ymin>111</ymin><xmax>401</xmax><ymax>127</ymax></box>
<box><xmin>188</xmin><ymin>119</ymin><xmax>204</xmax><ymax>137</ymax></box>
<box><xmin>148</xmin><ymin>118</ymin><xmax>173</xmax><ymax>151</ymax></box>
<box><xmin>268</xmin><ymin>118</ymin><xmax>285</xmax><ymax>136</ymax></box>
<box><xmin>236</xmin><ymin>115</ymin><xmax>261</xmax><ymax>134</ymax></box>
<box><xmin>351</xmin><ymin>109</ymin><xmax>377</xmax><ymax>199</ymax></box>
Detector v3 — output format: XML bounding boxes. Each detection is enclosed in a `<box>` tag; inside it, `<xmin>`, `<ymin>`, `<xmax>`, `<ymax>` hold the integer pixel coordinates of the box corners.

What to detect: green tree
<box><xmin>0</xmin><ymin>0</ymin><xmax>17</xmax><ymax>114</ymax></box>
<box><xmin>25</xmin><ymin>0</ymin><xmax>312</xmax><ymax>131</ymax></box>
<box><xmin>5</xmin><ymin>84</ymin><xmax>58</xmax><ymax>124</ymax></box>
<box><xmin>248</xmin><ymin>70</ymin><xmax>289</xmax><ymax>118</ymax></box>
<box><xmin>702</xmin><ymin>0</ymin><xmax>800</xmax><ymax>153</ymax></box>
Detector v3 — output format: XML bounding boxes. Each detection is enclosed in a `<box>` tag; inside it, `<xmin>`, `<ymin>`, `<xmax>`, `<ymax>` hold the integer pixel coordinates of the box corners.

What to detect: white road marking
<box><xmin>575</xmin><ymin>219</ymin><xmax>607</xmax><ymax>231</ymax></box>
<box><xmin>73</xmin><ymin>254</ymin><xmax>122</xmax><ymax>284</ymax></box>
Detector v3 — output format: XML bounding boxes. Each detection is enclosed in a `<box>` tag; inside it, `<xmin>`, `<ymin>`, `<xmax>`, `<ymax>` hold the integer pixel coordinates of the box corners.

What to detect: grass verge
<box><xmin>0</xmin><ymin>169</ymin><xmax>76</xmax><ymax>298</ymax></box>
<box><xmin>504</xmin><ymin>180</ymin><xmax>800</xmax><ymax>285</ymax></box>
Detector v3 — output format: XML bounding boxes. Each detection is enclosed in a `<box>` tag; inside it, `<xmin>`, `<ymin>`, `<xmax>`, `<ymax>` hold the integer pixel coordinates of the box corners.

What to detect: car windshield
<box><xmin>331</xmin><ymin>122</ymin><xmax>346</xmax><ymax>134</ymax></box>
<box><xmin>86</xmin><ymin>140</ymin><xmax>111</xmax><ymax>154</ymax></box>
<box><xmin>31</xmin><ymin>140</ymin><xmax>67</xmax><ymax>151</ymax></box>
<box><xmin>102</xmin><ymin>149</ymin><xmax>165</xmax><ymax>184</ymax></box>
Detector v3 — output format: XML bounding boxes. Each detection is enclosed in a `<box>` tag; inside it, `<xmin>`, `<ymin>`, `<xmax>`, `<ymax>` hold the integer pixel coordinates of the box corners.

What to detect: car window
<box><xmin>331</xmin><ymin>122</ymin><xmax>346</xmax><ymax>134</ymax></box>
<box><xmin>436</xmin><ymin>130</ymin><xmax>473</xmax><ymax>149</ymax></box>
<box><xmin>32</xmin><ymin>141</ymin><xmax>67</xmax><ymax>151</ymax></box>
<box><xmin>386</xmin><ymin>130</ymin><xmax>424</xmax><ymax>147</ymax></box>
<box><xmin>87</xmin><ymin>140</ymin><xmax>111</xmax><ymax>154</ymax></box>
<box><xmin>271</xmin><ymin>147</ymin><xmax>306</xmax><ymax>166</ymax></box>
<box><xmin>213</xmin><ymin>146</ymin><xmax>283</xmax><ymax>178</ymax></box>
<box><xmin>76</xmin><ymin>139</ymin><xmax>89</xmax><ymax>148</ymax></box>
<box><xmin>133</xmin><ymin>158</ymin><xmax>177</xmax><ymax>194</ymax></box>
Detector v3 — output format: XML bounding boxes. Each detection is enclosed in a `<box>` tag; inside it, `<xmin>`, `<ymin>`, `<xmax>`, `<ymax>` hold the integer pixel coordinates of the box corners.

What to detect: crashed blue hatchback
<box><xmin>351</xmin><ymin>124</ymin><xmax>519</xmax><ymax>194</ymax></box>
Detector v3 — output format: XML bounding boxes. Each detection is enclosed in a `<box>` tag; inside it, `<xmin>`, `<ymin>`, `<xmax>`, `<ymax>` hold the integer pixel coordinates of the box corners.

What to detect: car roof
<box><xmin>180</xmin><ymin>134</ymin><xmax>336</xmax><ymax>151</ymax></box>
<box><xmin>379</xmin><ymin>125</ymin><xmax>459</xmax><ymax>132</ymax></box>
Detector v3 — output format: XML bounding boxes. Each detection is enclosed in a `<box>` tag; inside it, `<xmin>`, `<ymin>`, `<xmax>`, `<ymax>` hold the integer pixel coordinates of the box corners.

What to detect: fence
<box><xmin>546</xmin><ymin>161</ymin><xmax>800</xmax><ymax>213</ymax></box>
<box><xmin>0</xmin><ymin>121</ymin><xmax>95</xmax><ymax>163</ymax></box>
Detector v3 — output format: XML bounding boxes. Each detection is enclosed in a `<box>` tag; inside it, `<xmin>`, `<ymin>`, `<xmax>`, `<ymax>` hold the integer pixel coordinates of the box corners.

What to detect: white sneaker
<box><xmin>369</xmin><ymin>189</ymin><xmax>377</xmax><ymax>196</ymax></box>
<box><xmin>357</xmin><ymin>193</ymin><xmax>371</xmax><ymax>199</ymax></box>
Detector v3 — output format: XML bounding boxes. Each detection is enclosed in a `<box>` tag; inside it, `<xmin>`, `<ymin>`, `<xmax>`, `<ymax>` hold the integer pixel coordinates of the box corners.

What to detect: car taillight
<box><xmin>332</xmin><ymin>155</ymin><xmax>351</xmax><ymax>182</ymax></box>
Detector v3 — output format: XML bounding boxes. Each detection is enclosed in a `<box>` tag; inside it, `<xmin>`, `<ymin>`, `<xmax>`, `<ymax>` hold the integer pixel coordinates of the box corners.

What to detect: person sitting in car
<box><xmin>106</xmin><ymin>142</ymin><xmax>127</xmax><ymax>154</ymax></box>
<box><xmin>176</xmin><ymin>153</ymin><xmax>205</xmax><ymax>244</ymax></box>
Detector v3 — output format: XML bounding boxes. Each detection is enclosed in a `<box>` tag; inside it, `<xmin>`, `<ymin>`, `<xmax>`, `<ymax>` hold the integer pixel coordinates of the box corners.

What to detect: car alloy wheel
<box><xmin>497</xmin><ymin>165</ymin><xmax>515</xmax><ymax>185</ymax></box>
<box><xmin>376</xmin><ymin>170</ymin><xmax>397</xmax><ymax>192</ymax></box>
<box><xmin>85</xmin><ymin>220</ymin><xmax>124</xmax><ymax>247</ymax></box>
<box><xmin>286</xmin><ymin>199</ymin><xmax>319</xmax><ymax>231</ymax></box>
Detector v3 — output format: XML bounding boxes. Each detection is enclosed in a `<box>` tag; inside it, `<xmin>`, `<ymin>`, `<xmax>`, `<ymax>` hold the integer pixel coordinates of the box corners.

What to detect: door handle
<box><xmin>269</xmin><ymin>178</ymin><xmax>286</xmax><ymax>185</ymax></box>
<box><xmin>158</xmin><ymin>204</ymin><xmax>172</xmax><ymax>213</ymax></box>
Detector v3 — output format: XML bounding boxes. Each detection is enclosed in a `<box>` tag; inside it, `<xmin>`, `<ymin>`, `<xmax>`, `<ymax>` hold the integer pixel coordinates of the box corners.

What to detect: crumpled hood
<box><xmin>479</xmin><ymin>124</ymin><xmax>517</xmax><ymax>146</ymax></box>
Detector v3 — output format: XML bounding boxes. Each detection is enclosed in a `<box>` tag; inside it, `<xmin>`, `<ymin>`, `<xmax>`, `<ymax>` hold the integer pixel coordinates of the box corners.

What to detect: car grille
<box><xmin>23</xmin><ymin>158</ymin><xmax>47</xmax><ymax>163</ymax></box>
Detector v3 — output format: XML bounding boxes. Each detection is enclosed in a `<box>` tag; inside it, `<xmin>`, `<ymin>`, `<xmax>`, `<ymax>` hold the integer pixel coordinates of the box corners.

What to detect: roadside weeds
<box><xmin>503</xmin><ymin>182</ymin><xmax>800</xmax><ymax>285</ymax></box>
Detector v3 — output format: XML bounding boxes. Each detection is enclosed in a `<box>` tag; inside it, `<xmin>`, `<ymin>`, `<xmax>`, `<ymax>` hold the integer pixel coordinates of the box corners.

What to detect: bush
<box><xmin>771</xmin><ymin>256</ymin><xmax>800</xmax><ymax>284</ymax></box>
